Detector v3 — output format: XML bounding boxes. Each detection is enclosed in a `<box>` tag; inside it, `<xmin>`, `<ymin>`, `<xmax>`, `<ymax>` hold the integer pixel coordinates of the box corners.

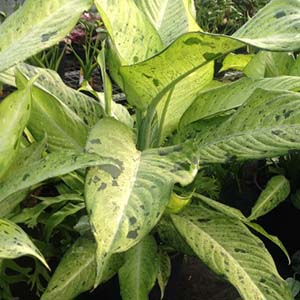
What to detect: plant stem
<box><xmin>155</xmin><ymin>86</ymin><xmax>175</xmax><ymax>147</ymax></box>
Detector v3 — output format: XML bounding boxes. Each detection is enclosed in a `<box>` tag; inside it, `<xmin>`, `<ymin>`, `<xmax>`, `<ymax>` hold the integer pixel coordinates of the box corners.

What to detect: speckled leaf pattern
<box><xmin>0</xmin><ymin>0</ymin><xmax>93</xmax><ymax>72</ymax></box>
<box><xmin>120</xmin><ymin>33</ymin><xmax>240</xmax><ymax>111</ymax></box>
<box><xmin>233</xmin><ymin>0</ymin><xmax>300</xmax><ymax>51</ymax></box>
<box><xmin>194</xmin><ymin>193</ymin><xmax>290</xmax><ymax>262</ymax></box>
<box><xmin>18</xmin><ymin>64</ymin><xmax>103</xmax><ymax>128</ymax></box>
<box><xmin>0</xmin><ymin>150</ymin><xmax>115</xmax><ymax>206</ymax></box>
<box><xmin>0</xmin><ymin>83</ymin><xmax>31</xmax><ymax>179</ymax></box>
<box><xmin>157</xmin><ymin>248</ymin><xmax>171</xmax><ymax>300</ymax></box>
<box><xmin>119</xmin><ymin>235</ymin><xmax>158</xmax><ymax>300</ymax></box>
<box><xmin>0</xmin><ymin>219</ymin><xmax>48</xmax><ymax>268</ymax></box>
<box><xmin>41</xmin><ymin>237</ymin><xmax>123</xmax><ymax>300</ymax></box>
<box><xmin>134</xmin><ymin>0</ymin><xmax>200</xmax><ymax>46</ymax></box>
<box><xmin>249</xmin><ymin>176</ymin><xmax>290</xmax><ymax>221</ymax></box>
<box><xmin>0</xmin><ymin>138</ymin><xmax>47</xmax><ymax>218</ymax></box>
<box><xmin>94</xmin><ymin>0</ymin><xmax>162</xmax><ymax>66</ymax></box>
<box><xmin>180</xmin><ymin>76</ymin><xmax>300</xmax><ymax>129</ymax></box>
<box><xmin>197</xmin><ymin>89</ymin><xmax>300</xmax><ymax>163</ymax></box>
<box><xmin>171</xmin><ymin>204</ymin><xmax>293</xmax><ymax>300</ymax></box>
<box><xmin>84</xmin><ymin>118</ymin><xmax>198</xmax><ymax>286</ymax></box>
<box><xmin>16</xmin><ymin>71</ymin><xmax>87</xmax><ymax>151</ymax></box>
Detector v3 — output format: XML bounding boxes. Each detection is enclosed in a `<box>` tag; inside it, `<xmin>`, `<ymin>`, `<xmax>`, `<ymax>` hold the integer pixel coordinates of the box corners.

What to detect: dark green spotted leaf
<box><xmin>197</xmin><ymin>89</ymin><xmax>300</xmax><ymax>163</ymax></box>
<box><xmin>248</xmin><ymin>175</ymin><xmax>290</xmax><ymax>221</ymax></box>
<box><xmin>193</xmin><ymin>193</ymin><xmax>290</xmax><ymax>263</ymax></box>
<box><xmin>171</xmin><ymin>204</ymin><xmax>293</xmax><ymax>300</ymax></box>
<box><xmin>134</xmin><ymin>0</ymin><xmax>200</xmax><ymax>47</ymax></box>
<box><xmin>0</xmin><ymin>0</ymin><xmax>93</xmax><ymax>72</ymax></box>
<box><xmin>119</xmin><ymin>235</ymin><xmax>158</xmax><ymax>300</ymax></box>
<box><xmin>0</xmin><ymin>150</ymin><xmax>115</xmax><ymax>207</ymax></box>
<box><xmin>233</xmin><ymin>0</ymin><xmax>300</xmax><ymax>51</ymax></box>
<box><xmin>180</xmin><ymin>76</ymin><xmax>300</xmax><ymax>129</ymax></box>
<box><xmin>84</xmin><ymin>117</ymin><xmax>198</xmax><ymax>286</ymax></box>
<box><xmin>0</xmin><ymin>219</ymin><xmax>48</xmax><ymax>268</ymax></box>
<box><xmin>41</xmin><ymin>237</ymin><xmax>123</xmax><ymax>300</ymax></box>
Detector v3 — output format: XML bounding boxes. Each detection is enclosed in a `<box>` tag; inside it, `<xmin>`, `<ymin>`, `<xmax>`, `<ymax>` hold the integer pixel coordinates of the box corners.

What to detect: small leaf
<box><xmin>249</xmin><ymin>176</ymin><xmax>290</xmax><ymax>221</ymax></box>
<box><xmin>119</xmin><ymin>235</ymin><xmax>158</xmax><ymax>300</ymax></box>
<box><xmin>11</xmin><ymin>194</ymin><xmax>83</xmax><ymax>228</ymax></box>
<box><xmin>0</xmin><ymin>219</ymin><xmax>49</xmax><ymax>269</ymax></box>
<box><xmin>157</xmin><ymin>248</ymin><xmax>171</xmax><ymax>300</ymax></box>
<box><xmin>286</xmin><ymin>278</ymin><xmax>300</xmax><ymax>297</ymax></box>
<box><xmin>43</xmin><ymin>202</ymin><xmax>85</xmax><ymax>241</ymax></box>
<box><xmin>220</xmin><ymin>53</ymin><xmax>254</xmax><ymax>72</ymax></box>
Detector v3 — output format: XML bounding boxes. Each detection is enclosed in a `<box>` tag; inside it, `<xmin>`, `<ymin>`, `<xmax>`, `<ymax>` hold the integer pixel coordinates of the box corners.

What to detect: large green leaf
<box><xmin>119</xmin><ymin>235</ymin><xmax>158</xmax><ymax>300</ymax></box>
<box><xmin>94</xmin><ymin>0</ymin><xmax>162</xmax><ymax>66</ymax></box>
<box><xmin>248</xmin><ymin>175</ymin><xmax>290</xmax><ymax>221</ymax></box>
<box><xmin>197</xmin><ymin>89</ymin><xmax>300</xmax><ymax>163</ymax></box>
<box><xmin>0</xmin><ymin>219</ymin><xmax>48</xmax><ymax>268</ymax></box>
<box><xmin>171</xmin><ymin>204</ymin><xmax>293</xmax><ymax>300</ymax></box>
<box><xmin>28</xmin><ymin>84</ymin><xmax>87</xmax><ymax>151</ymax></box>
<box><xmin>0</xmin><ymin>150</ymin><xmax>115</xmax><ymax>206</ymax></box>
<box><xmin>84</xmin><ymin>117</ymin><xmax>198</xmax><ymax>286</ymax></box>
<box><xmin>0</xmin><ymin>83</ymin><xmax>31</xmax><ymax>179</ymax></box>
<box><xmin>232</xmin><ymin>0</ymin><xmax>300</xmax><ymax>51</ymax></box>
<box><xmin>18</xmin><ymin>64</ymin><xmax>103</xmax><ymax>128</ymax></box>
<box><xmin>134</xmin><ymin>0</ymin><xmax>200</xmax><ymax>46</ymax></box>
<box><xmin>41</xmin><ymin>237</ymin><xmax>123</xmax><ymax>300</ymax></box>
<box><xmin>0</xmin><ymin>0</ymin><xmax>92</xmax><ymax>72</ymax></box>
<box><xmin>120</xmin><ymin>33</ymin><xmax>240</xmax><ymax>111</ymax></box>
<box><xmin>180</xmin><ymin>76</ymin><xmax>300</xmax><ymax>128</ymax></box>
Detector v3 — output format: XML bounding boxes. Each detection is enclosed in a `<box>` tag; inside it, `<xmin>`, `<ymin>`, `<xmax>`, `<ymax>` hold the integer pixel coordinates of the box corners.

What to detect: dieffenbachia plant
<box><xmin>1</xmin><ymin>0</ymin><xmax>300</xmax><ymax>299</ymax></box>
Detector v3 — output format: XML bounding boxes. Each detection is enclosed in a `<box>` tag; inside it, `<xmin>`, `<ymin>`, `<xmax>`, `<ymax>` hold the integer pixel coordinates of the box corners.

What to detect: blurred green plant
<box><xmin>195</xmin><ymin>0</ymin><xmax>270</xmax><ymax>34</ymax></box>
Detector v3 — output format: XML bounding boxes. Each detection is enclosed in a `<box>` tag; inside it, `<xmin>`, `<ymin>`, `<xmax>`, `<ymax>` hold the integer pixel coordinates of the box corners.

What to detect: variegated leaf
<box><xmin>119</xmin><ymin>235</ymin><xmax>158</xmax><ymax>300</ymax></box>
<box><xmin>0</xmin><ymin>0</ymin><xmax>93</xmax><ymax>72</ymax></box>
<box><xmin>171</xmin><ymin>204</ymin><xmax>293</xmax><ymax>300</ymax></box>
<box><xmin>0</xmin><ymin>219</ymin><xmax>48</xmax><ymax>268</ymax></box>
<box><xmin>249</xmin><ymin>175</ymin><xmax>290</xmax><ymax>221</ymax></box>
<box><xmin>84</xmin><ymin>117</ymin><xmax>198</xmax><ymax>286</ymax></box>
<box><xmin>41</xmin><ymin>237</ymin><xmax>123</xmax><ymax>300</ymax></box>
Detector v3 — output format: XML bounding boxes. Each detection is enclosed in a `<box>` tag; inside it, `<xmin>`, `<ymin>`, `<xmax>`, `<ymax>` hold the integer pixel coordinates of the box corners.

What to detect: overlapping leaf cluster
<box><xmin>0</xmin><ymin>0</ymin><xmax>300</xmax><ymax>299</ymax></box>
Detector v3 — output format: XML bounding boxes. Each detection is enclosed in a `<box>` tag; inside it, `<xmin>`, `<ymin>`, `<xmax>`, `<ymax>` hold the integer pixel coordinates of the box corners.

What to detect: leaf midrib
<box><xmin>173</xmin><ymin>215</ymin><xmax>267</xmax><ymax>300</ymax></box>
